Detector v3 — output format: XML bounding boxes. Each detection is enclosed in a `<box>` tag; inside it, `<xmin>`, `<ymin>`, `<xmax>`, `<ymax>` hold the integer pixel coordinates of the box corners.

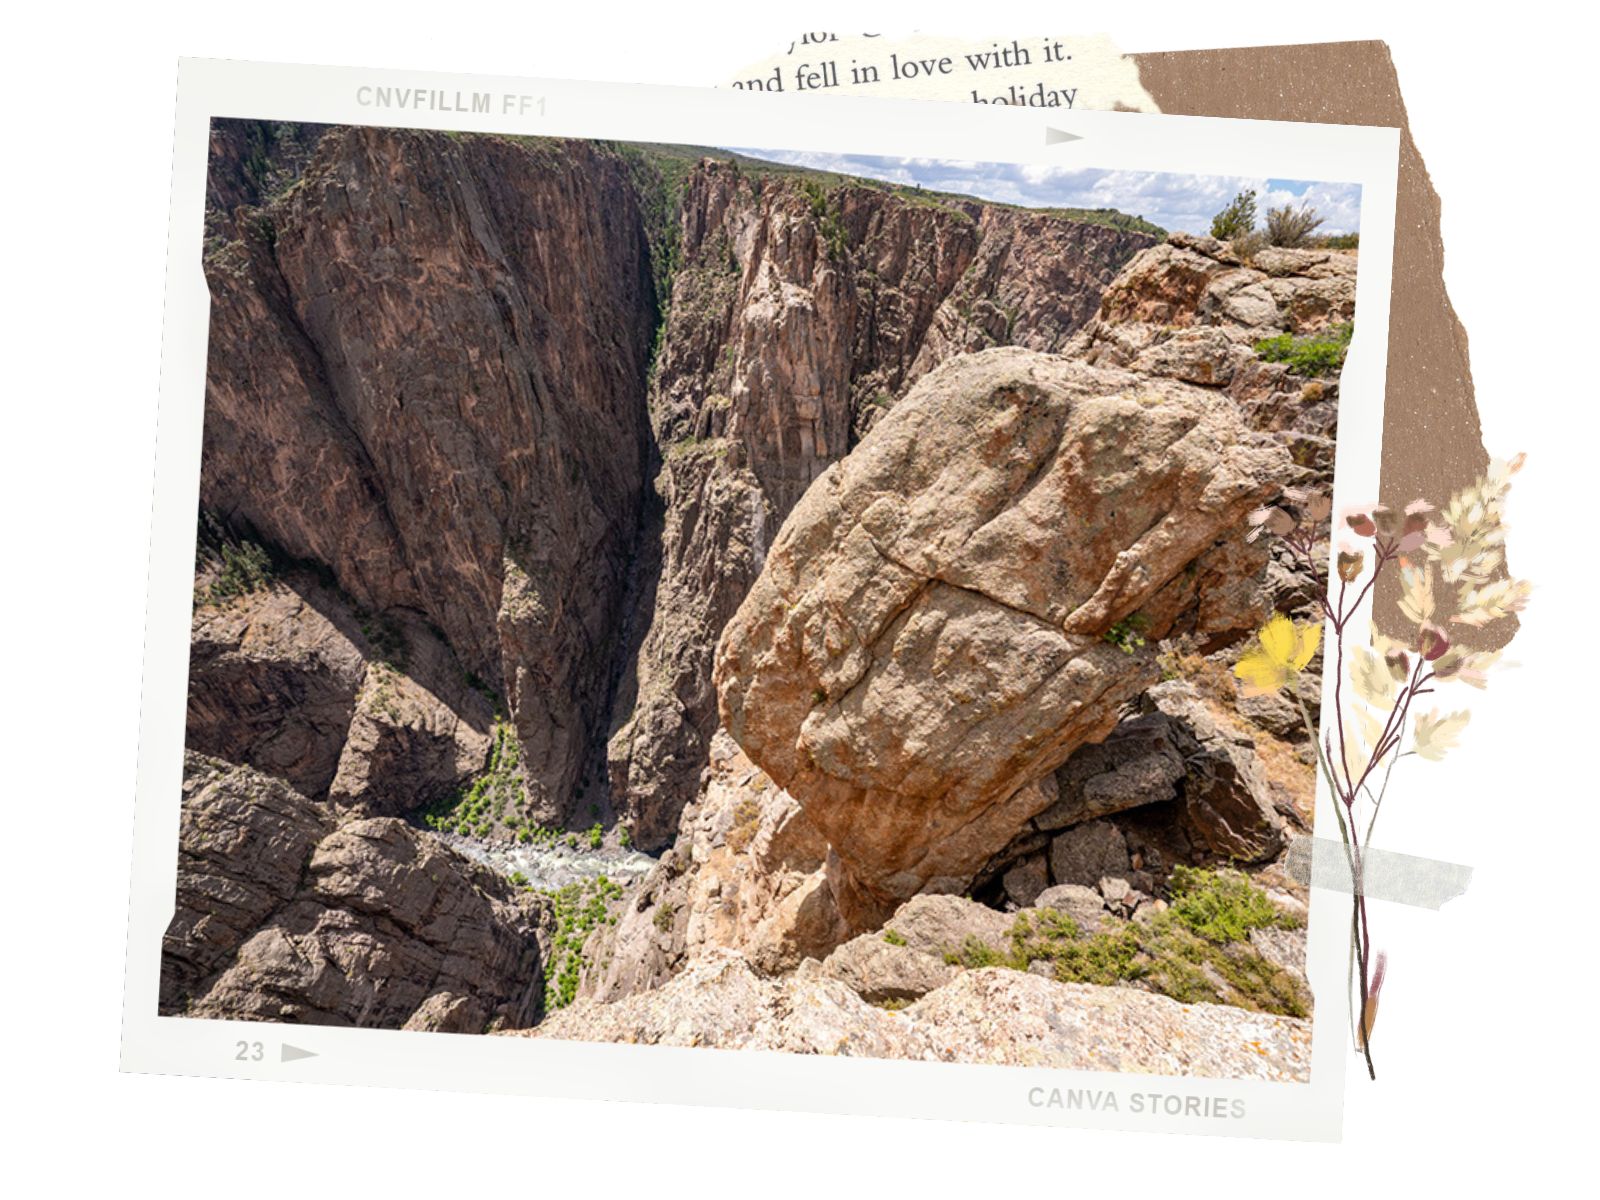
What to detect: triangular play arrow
<box><xmin>1044</xmin><ymin>127</ymin><xmax>1083</xmax><ymax>145</ymax></box>
<box><xmin>280</xmin><ymin>1044</ymin><xmax>318</xmax><ymax>1062</ymax></box>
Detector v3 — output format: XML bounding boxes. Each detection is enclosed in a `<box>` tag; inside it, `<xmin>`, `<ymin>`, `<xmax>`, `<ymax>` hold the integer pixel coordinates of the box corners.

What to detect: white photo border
<box><xmin>121</xmin><ymin>57</ymin><xmax>1400</xmax><ymax>1142</ymax></box>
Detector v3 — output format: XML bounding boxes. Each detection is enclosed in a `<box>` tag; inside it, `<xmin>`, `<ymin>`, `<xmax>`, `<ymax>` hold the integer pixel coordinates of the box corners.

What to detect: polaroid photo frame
<box><xmin>122</xmin><ymin>58</ymin><xmax>1398</xmax><ymax>1141</ymax></box>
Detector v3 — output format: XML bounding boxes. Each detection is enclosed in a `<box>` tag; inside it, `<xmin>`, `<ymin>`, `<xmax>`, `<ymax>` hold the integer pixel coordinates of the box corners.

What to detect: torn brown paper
<box><xmin>721</xmin><ymin>36</ymin><xmax>1507</xmax><ymax>649</ymax></box>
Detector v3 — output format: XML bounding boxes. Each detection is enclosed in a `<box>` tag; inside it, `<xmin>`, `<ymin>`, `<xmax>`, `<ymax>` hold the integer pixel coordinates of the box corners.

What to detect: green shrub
<box><xmin>196</xmin><ymin>511</ymin><xmax>276</xmax><ymax>604</ymax></box>
<box><xmin>417</xmin><ymin>718</ymin><xmax>526</xmax><ymax>838</ymax></box>
<box><xmin>653</xmin><ymin>902</ymin><xmax>676</xmax><ymax>933</ymax></box>
<box><xmin>1135</xmin><ymin>911</ymin><xmax>1309</xmax><ymax>1017</ymax></box>
<box><xmin>1007</xmin><ymin>909</ymin><xmax>1144</xmax><ymax>986</ymax></box>
<box><xmin>357</xmin><ymin>613</ymin><xmax>408</xmax><ymax>669</ymax></box>
<box><xmin>1231</xmin><ymin>229</ymin><xmax>1268</xmax><ymax>264</ymax></box>
<box><xmin>941</xmin><ymin>935</ymin><xmax>1012</xmax><ymax>969</ymax></box>
<box><xmin>587</xmin><ymin>823</ymin><xmax>603</xmax><ymax>850</ymax></box>
<box><xmin>1253</xmin><ymin>322</ymin><xmax>1352</xmax><ymax>377</ymax></box>
<box><xmin>542</xmin><ymin>875</ymin><xmax>626</xmax><ymax>1010</ymax></box>
<box><xmin>882</xmin><ymin>928</ymin><xmax>907</xmax><ymax>947</ymax></box>
<box><xmin>212</xmin><ymin>539</ymin><xmax>273</xmax><ymax>601</ymax></box>
<box><xmin>1167</xmin><ymin>865</ymin><xmax>1298</xmax><ymax>943</ymax></box>
<box><xmin>1102</xmin><ymin>613</ymin><xmax>1149</xmax><ymax>655</ymax></box>
<box><xmin>927</xmin><ymin>872</ymin><xmax>1309</xmax><ymax>1017</ymax></box>
<box><xmin>1265</xmin><ymin>203</ymin><xmax>1325</xmax><ymax>248</ymax></box>
<box><xmin>801</xmin><ymin>178</ymin><xmax>849</xmax><ymax>260</ymax></box>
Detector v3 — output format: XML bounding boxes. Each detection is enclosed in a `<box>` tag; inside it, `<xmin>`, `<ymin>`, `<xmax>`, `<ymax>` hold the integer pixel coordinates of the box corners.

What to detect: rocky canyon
<box><xmin>163</xmin><ymin>120</ymin><xmax>1354</xmax><ymax>1078</ymax></box>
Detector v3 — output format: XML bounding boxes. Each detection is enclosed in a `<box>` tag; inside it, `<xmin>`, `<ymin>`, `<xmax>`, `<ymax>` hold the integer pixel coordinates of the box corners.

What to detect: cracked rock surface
<box><xmin>715</xmin><ymin>347</ymin><xmax>1290</xmax><ymax>926</ymax></box>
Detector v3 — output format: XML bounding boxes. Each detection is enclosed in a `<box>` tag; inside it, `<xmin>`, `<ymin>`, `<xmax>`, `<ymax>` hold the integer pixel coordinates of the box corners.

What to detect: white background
<box><xmin>3</xmin><ymin>3</ymin><xmax>1592</xmax><ymax>1192</ymax></box>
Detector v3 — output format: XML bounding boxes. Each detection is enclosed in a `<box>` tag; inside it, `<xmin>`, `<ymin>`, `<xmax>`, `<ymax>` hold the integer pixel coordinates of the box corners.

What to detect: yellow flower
<box><xmin>1233</xmin><ymin>614</ymin><xmax>1322</xmax><ymax>696</ymax></box>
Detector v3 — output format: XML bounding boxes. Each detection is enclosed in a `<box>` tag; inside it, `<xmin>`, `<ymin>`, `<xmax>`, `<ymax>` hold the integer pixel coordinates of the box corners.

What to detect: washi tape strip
<box><xmin>1285</xmin><ymin>835</ymin><xmax>1472</xmax><ymax>909</ymax></box>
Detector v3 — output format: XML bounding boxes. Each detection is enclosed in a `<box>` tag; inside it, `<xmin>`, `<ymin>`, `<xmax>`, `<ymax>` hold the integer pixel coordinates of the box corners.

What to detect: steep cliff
<box><xmin>201</xmin><ymin>123</ymin><xmax>657</xmax><ymax>825</ymax></box>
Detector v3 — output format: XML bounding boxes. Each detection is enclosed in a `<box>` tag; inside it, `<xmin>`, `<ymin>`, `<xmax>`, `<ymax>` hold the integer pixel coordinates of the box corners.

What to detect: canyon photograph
<box><xmin>161</xmin><ymin>119</ymin><xmax>1362</xmax><ymax>1082</ymax></box>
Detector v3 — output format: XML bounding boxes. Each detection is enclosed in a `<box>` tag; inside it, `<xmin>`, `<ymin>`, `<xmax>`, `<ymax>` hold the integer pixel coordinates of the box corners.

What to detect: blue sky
<box><xmin>737</xmin><ymin>150</ymin><xmax>1362</xmax><ymax>237</ymax></box>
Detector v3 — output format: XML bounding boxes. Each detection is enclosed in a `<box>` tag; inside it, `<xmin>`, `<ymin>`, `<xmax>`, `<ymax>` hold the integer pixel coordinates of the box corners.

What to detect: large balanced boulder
<box><xmin>714</xmin><ymin>347</ymin><xmax>1290</xmax><ymax>925</ymax></box>
<box><xmin>607</xmin><ymin>163</ymin><xmax>1156</xmax><ymax>850</ymax></box>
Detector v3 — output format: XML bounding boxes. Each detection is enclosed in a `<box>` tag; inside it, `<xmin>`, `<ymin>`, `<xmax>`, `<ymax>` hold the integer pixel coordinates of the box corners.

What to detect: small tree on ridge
<box><xmin>1210</xmin><ymin>188</ymin><xmax>1257</xmax><ymax>240</ymax></box>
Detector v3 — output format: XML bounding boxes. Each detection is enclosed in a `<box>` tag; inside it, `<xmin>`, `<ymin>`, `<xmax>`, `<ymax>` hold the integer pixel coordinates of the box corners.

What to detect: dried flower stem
<box><xmin>1248</xmin><ymin>463</ymin><xmax>1525</xmax><ymax>1081</ymax></box>
<box><xmin>1283</xmin><ymin>533</ymin><xmax>1414</xmax><ymax>1080</ymax></box>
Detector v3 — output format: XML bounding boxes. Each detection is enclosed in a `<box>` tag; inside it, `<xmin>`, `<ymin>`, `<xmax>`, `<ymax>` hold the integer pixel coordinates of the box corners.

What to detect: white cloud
<box><xmin>734</xmin><ymin>149</ymin><xmax>1361</xmax><ymax>236</ymax></box>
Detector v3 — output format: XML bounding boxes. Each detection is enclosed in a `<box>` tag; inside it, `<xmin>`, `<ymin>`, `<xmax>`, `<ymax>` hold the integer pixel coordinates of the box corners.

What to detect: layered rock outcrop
<box><xmin>186</xmin><ymin>574</ymin><xmax>370</xmax><ymax>799</ymax></box>
<box><xmin>969</xmin><ymin>679</ymin><xmax>1289</xmax><ymax>908</ymax></box>
<box><xmin>161</xmin><ymin>754</ymin><xmax>550</xmax><ymax>1032</ymax></box>
<box><xmin>187</xmin><ymin>569</ymin><xmax>494</xmax><ymax>815</ymax></box>
<box><xmin>715</xmin><ymin>347</ymin><xmax>1290</xmax><ymax>925</ymax></box>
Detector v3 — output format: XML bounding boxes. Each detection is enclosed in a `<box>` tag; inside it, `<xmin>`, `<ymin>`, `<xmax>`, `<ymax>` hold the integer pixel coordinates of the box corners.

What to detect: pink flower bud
<box><xmin>1417</xmin><ymin>621</ymin><xmax>1451</xmax><ymax>662</ymax></box>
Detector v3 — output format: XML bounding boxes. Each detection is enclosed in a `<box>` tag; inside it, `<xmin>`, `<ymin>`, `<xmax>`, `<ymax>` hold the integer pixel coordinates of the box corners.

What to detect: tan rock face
<box><xmin>715</xmin><ymin>347</ymin><xmax>1290</xmax><ymax>924</ymax></box>
<box><xmin>1069</xmin><ymin>231</ymin><xmax>1356</xmax><ymax>476</ymax></box>
<box><xmin>583</xmin><ymin>731</ymin><xmax>847</xmax><ymax>1003</ymax></box>
<box><xmin>525</xmin><ymin>949</ymin><xmax>1310</xmax><ymax>1082</ymax></box>
<box><xmin>203</xmin><ymin>126</ymin><xmax>657</xmax><ymax>825</ymax></box>
<box><xmin>610</xmin><ymin>165</ymin><xmax>1157</xmax><ymax>848</ymax></box>
<box><xmin>879</xmin><ymin>894</ymin><xmax>1017</xmax><ymax>958</ymax></box>
<box><xmin>820</xmin><ymin>935</ymin><xmax>958</xmax><ymax>1003</ymax></box>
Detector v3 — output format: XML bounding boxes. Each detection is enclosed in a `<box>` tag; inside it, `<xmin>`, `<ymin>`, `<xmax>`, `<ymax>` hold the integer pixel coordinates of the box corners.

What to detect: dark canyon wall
<box><xmin>197</xmin><ymin>122</ymin><xmax>1156</xmax><ymax>847</ymax></box>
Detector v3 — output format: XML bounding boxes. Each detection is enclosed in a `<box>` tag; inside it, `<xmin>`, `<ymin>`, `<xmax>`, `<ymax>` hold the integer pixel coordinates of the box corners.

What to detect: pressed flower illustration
<box><xmin>1239</xmin><ymin>456</ymin><xmax>1529</xmax><ymax>1079</ymax></box>
<box><xmin>1234</xmin><ymin>614</ymin><xmax>1322</xmax><ymax>696</ymax></box>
